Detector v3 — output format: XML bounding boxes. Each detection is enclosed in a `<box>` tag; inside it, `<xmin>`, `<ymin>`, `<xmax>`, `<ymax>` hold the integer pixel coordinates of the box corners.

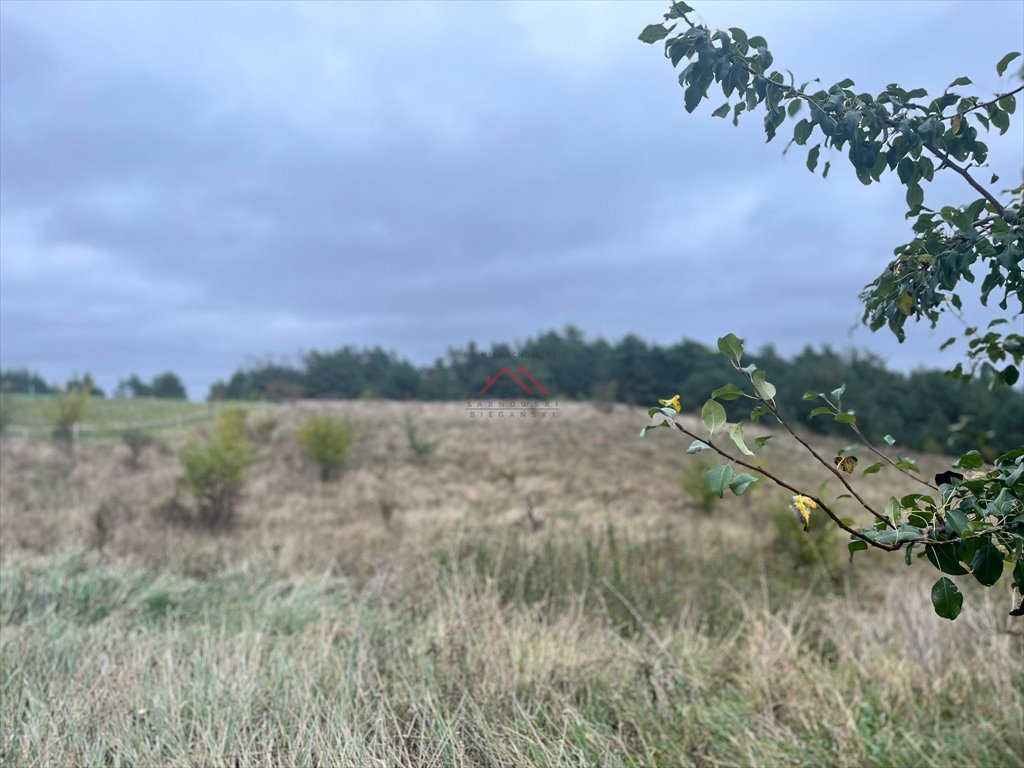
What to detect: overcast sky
<box><xmin>1</xmin><ymin>0</ymin><xmax>1022</xmax><ymax>399</ymax></box>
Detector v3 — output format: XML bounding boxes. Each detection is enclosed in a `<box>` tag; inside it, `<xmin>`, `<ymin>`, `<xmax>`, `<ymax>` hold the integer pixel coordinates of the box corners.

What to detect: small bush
<box><xmin>679</xmin><ymin>457</ymin><xmax>718</xmax><ymax>514</ymax></box>
<box><xmin>404</xmin><ymin>415</ymin><xmax>437</xmax><ymax>463</ymax></box>
<box><xmin>297</xmin><ymin>415</ymin><xmax>353</xmax><ymax>482</ymax></box>
<box><xmin>769</xmin><ymin>496</ymin><xmax>843</xmax><ymax>577</ymax></box>
<box><xmin>121</xmin><ymin>429</ymin><xmax>155</xmax><ymax>469</ymax></box>
<box><xmin>51</xmin><ymin>385</ymin><xmax>91</xmax><ymax>442</ymax></box>
<box><xmin>249</xmin><ymin>416</ymin><xmax>278</xmax><ymax>445</ymax></box>
<box><xmin>590</xmin><ymin>380</ymin><xmax>619</xmax><ymax>414</ymax></box>
<box><xmin>178</xmin><ymin>408</ymin><xmax>254</xmax><ymax>528</ymax></box>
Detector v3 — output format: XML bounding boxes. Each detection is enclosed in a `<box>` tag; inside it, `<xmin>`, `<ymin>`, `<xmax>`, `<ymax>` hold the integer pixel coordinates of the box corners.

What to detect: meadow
<box><xmin>0</xmin><ymin>399</ymin><xmax>1021</xmax><ymax>767</ymax></box>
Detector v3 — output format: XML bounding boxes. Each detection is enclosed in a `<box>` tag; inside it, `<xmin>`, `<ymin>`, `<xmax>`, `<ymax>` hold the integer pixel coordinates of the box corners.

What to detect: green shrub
<box><xmin>0</xmin><ymin>396</ymin><xmax>11</xmax><ymax>436</ymax></box>
<box><xmin>769</xmin><ymin>496</ymin><xmax>843</xmax><ymax>578</ymax></box>
<box><xmin>121</xmin><ymin>428</ymin><xmax>155</xmax><ymax>469</ymax></box>
<box><xmin>590</xmin><ymin>380</ymin><xmax>620</xmax><ymax>414</ymax></box>
<box><xmin>679</xmin><ymin>457</ymin><xmax>718</xmax><ymax>514</ymax></box>
<box><xmin>249</xmin><ymin>415</ymin><xmax>278</xmax><ymax>445</ymax></box>
<box><xmin>178</xmin><ymin>408</ymin><xmax>254</xmax><ymax>528</ymax></box>
<box><xmin>404</xmin><ymin>415</ymin><xmax>437</xmax><ymax>463</ymax></box>
<box><xmin>50</xmin><ymin>385</ymin><xmax>91</xmax><ymax>442</ymax></box>
<box><xmin>297</xmin><ymin>415</ymin><xmax>354</xmax><ymax>482</ymax></box>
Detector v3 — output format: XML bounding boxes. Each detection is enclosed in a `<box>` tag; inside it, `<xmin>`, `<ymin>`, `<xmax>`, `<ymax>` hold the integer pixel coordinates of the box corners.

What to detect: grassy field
<box><xmin>1</xmin><ymin>401</ymin><xmax>1021</xmax><ymax>767</ymax></box>
<box><xmin>0</xmin><ymin>395</ymin><xmax>260</xmax><ymax>441</ymax></box>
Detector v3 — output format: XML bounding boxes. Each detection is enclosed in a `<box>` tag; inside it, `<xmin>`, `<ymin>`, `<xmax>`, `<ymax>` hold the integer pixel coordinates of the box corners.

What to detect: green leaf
<box><xmin>802</xmin><ymin>391</ymin><xmax>820</xmax><ymax>401</ymax></box>
<box><xmin>751</xmin><ymin>371</ymin><xmax>776</xmax><ymax>401</ymax></box>
<box><xmin>925</xmin><ymin>543</ymin><xmax>969</xmax><ymax>575</ymax></box>
<box><xmin>793</xmin><ymin>119</ymin><xmax>812</xmax><ymax>145</ymax></box>
<box><xmin>755</xmin><ymin>435</ymin><xmax>772</xmax><ymax>447</ymax></box>
<box><xmin>729</xmin><ymin>472</ymin><xmax>759</xmax><ymax>495</ymax></box>
<box><xmin>822</xmin><ymin>160</ymin><xmax>831</xmax><ymax>178</ymax></box>
<box><xmin>750</xmin><ymin>404</ymin><xmax>771</xmax><ymax>421</ymax></box>
<box><xmin>885</xmin><ymin>496</ymin><xmax>900</xmax><ymax>527</ymax></box>
<box><xmin>712</xmin><ymin>102</ymin><xmax>731</xmax><ymax>118</ymax></box>
<box><xmin>906</xmin><ymin>182</ymin><xmax>924</xmax><ymax>209</ymax></box>
<box><xmin>701</xmin><ymin>399</ymin><xmax>727</xmax><ymax>436</ymax></box>
<box><xmin>809</xmin><ymin>406</ymin><xmax>832</xmax><ymax>418</ymax></box>
<box><xmin>806</xmin><ymin>143</ymin><xmax>821</xmax><ymax>173</ymax></box>
<box><xmin>729</xmin><ymin>423</ymin><xmax>755</xmax><ymax>456</ymax></box>
<box><xmin>996</xmin><ymin>51</ymin><xmax>1022</xmax><ymax>77</ymax></box>
<box><xmin>955</xmin><ymin>450</ymin><xmax>984</xmax><ymax>470</ymax></box>
<box><xmin>640</xmin><ymin>422</ymin><xmax>670</xmax><ymax>438</ymax></box>
<box><xmin>712</xmin><ymin>384</ymin><xmax>746</xmax><ymax>401</ymax></box>
<box><xmin>716</xmin><ymin>333</ymin><xmax>745</xmax><ymax>363</ymax></box>
<box><xmin>971</xmin><ymin>542</ymin><xmax>1004</xmax><ymax>587</ymax></box>
<box><xmin>863</xmin><ymin>462</ymin><xmax>884</xmax><ymax>475</ymax></box>
<box><xmin>895</xmin><ymin>456</ymin><xmax>919</xmax><ymax>473</ymax></box>
<box><xmin>707</xmin><ymin>464</ymin><xmax>735</xmax><ymax>498</ymax></box>
<box><xmin>998</xmin><ymin>94</ymin><xmax>1016</xmax><ymax>114</ymax></box>
<box><xmin>946</xmin><ymin>76</ymin><xmax>972</xmax><ymax>89</ymax></box>
<box><xmin>848</xmin><ymin>540</ymin><xmax>868</xmax><ymax>562</ymax></box>
<box><xmin>684</xmin><ymin>82</ymin><xmax>703</xmax><ymax>113</ymax></box>
<box><xmin>686</xmin><ymin>439</ymin><xmax>711</xmax><ymax>454</ymax></box>
<box><xmin>834</xmin><ymin>412</ymin><xmax>857</xmax><ymax>426</ymax></box>
<box><xmin>786</xmin><ymin>99</ymin><xmax>802</xmax><ymax>118</ymax></box>
<box><xmin>990</xmin><ymin>107</ymin><xmax>1010</xmax><ymax>134</ymax></box>
<box><xmin>639</xmin><ymin>24</ymin><xmax>672</xmax><ymax>44</ymax></box>
<box><xmin>931</xmin><ymin>577</ymin><xmax>963</xmax><ymax>620</ymax></box>
<box><xmin>944</xmin><ymin>508</ymin><xmax>969</xmax><ymax>537</ymax></box>
<box><xmin>727</xmin><ymin>27</ymin><xmax>747</xmax><ymax>47</ymax></box>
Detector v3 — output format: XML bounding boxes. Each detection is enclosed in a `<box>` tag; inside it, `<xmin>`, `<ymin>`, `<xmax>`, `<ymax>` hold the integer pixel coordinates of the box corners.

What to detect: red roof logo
<box><xmin>478</xmin><ymin>365</ymin><xmax>550</xmax><ymax>396</ymax></box>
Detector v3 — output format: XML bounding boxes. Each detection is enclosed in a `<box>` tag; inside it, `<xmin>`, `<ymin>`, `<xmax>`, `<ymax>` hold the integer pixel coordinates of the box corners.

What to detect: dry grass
<box><xmin>1</xmin><ymin>401</ymin><xmax>1021</xmax><ymax>767</ymax></box>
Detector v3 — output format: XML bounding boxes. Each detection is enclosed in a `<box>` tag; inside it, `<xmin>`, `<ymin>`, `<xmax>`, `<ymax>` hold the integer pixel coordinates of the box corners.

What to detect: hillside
<box><xmin>1</xmin><ymin>401</ymin><xmax>1021</xmax><ymax>766</ymax></box>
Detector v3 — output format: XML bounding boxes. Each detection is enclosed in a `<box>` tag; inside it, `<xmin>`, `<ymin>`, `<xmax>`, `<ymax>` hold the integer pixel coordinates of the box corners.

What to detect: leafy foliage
<box><xmin>404</xmin><ymin>415</ymin><xmax>438</xmax><ymax>463</ymax></box>
<box><xmin>638</xmin><ymin>4</ymin><xmax>1024</xmax><ymax>620</ymax></box>
<box><xmin>116</xmin><ymin>371</ymin><xmax>188</xmax><ymax>399</ymax></box>
<box><xmin>641</xmin><ymin>2</ymin><xmax>1023</xmax><ymax>387</ymax></box>
<box><xmin>643</xmin><ymin>334</ymin><xmax>1024</xmax><ymax>620</ymax></box>
<box><xmin>49</xmin><ymin>384</ymin><xmax>92</xmax><ymax>442</ymax></box>
<box><xmin>297</xmin><ymin>415</ymin><xmax>354</xmax><ymax>482</ymax></box>
<box><xmin>178</xmin><ymin>408</ymin><xmax>254</xmax><ymax>528</ymax></box>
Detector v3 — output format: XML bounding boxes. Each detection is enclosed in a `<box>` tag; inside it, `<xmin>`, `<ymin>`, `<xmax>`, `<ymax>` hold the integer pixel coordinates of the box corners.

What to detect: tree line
<box><xmin>208</xmin><ymin>326</ymin><xmax>1022</xmax><ymax>457</ymax></box>
<box><xmin>0</xmin><ymin>370</ymin><xmax>187</xmax><ymax>400</ymax></box>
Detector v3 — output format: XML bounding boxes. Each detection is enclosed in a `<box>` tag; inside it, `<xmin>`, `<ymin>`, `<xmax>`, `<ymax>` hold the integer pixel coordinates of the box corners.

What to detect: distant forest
<box><xmin>206</xmin><ymin>327</ymin><xmax>1023</xmax><ymax>457</ymax></box>
<box><xmin>2</xmin><ymin>328</ymin><xmax>1020</xmax><ymax>456</ymax></box>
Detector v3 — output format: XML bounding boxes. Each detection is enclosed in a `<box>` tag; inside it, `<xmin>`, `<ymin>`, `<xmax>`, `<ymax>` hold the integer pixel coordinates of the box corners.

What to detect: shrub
<box><xmin>404</xmin><ymin>415</ymin><xmax>437</xmax><ymax>463</ymax></box>
<box><xmin>769</xmin><ymin>496</ymin><xmax>844</xmax><ymax>578</ymax></box>
<box><xmin>51</xmin><ymin>384</ymin><xmax>91</xmax><ymax>442</ymax></box>
<box><xmin>249</xmin><ymin>415</ymin><xmax>278</xmax><ymax>445</ymax></box>
<box><xmin>0</xmin><ymin>396</ymin><xmax>11</xmax><ymax>436</ymax></box>
<box><xmin>679</xmin><ymin>457</ymin><xmax>718</xmax><ymax>514</ymax></box>
<box><xmin>121</xmin><ymin>428</ymin><xmax>155</xmax><ymax>470</ymax></box>
<box><xmin>178</xmin><ymin>408</ymin><xmax>254</xmax><ymax>528</ymax></box>
<box><xmin>590</xmin><ymin>380</ymin><xmax>619</xmax><ymax>414</ymax></box>
<box><xmin>297</xmin><ymin>415</ymin><xmax>353</xmax><ymax>482</ymax></box>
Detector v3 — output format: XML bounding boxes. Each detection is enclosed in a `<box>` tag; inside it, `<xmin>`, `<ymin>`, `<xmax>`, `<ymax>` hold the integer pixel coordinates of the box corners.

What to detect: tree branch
<box><xmin>938</xmin><ymin>84</ymin><xmax>1024</xmax><ymax>121</ymax></box>
<box><xmin>668</xmin><ymin>419</ymin><xmax>899</xmax><ymax>551</ymax></box>
<box><xmin>923</xmin><ymin>145</ymin><xmax>1005</xmax><ymax>215</ymax></box>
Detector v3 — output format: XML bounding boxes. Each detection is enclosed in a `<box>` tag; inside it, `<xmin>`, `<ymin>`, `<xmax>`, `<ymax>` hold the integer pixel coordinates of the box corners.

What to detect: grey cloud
<box><xmin>1</xmin><ymin>0</ymin><xmax>1021</xmax><ymax>396</ymax></box>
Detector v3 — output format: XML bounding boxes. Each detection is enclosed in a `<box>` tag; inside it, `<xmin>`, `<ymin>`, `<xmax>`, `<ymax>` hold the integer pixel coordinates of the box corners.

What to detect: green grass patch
<box><xmin>2</xmin><ymin>550</ymin><xmax>1020</xmax><ymax>768</ymax></box>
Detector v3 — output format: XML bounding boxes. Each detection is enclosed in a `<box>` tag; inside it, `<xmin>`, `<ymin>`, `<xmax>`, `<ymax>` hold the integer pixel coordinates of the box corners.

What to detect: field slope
<box><xmin>1</xmin><ymin>401</ymin><xmax>1021</xmax><ymax>767</ymax></box>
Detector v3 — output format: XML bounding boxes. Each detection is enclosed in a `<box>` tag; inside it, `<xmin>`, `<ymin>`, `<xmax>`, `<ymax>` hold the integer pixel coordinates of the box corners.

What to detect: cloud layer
<box><xmin>2</xmin><ymin>0</ymin><xmax>1021</xmax><ymax>397</ymax></box>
